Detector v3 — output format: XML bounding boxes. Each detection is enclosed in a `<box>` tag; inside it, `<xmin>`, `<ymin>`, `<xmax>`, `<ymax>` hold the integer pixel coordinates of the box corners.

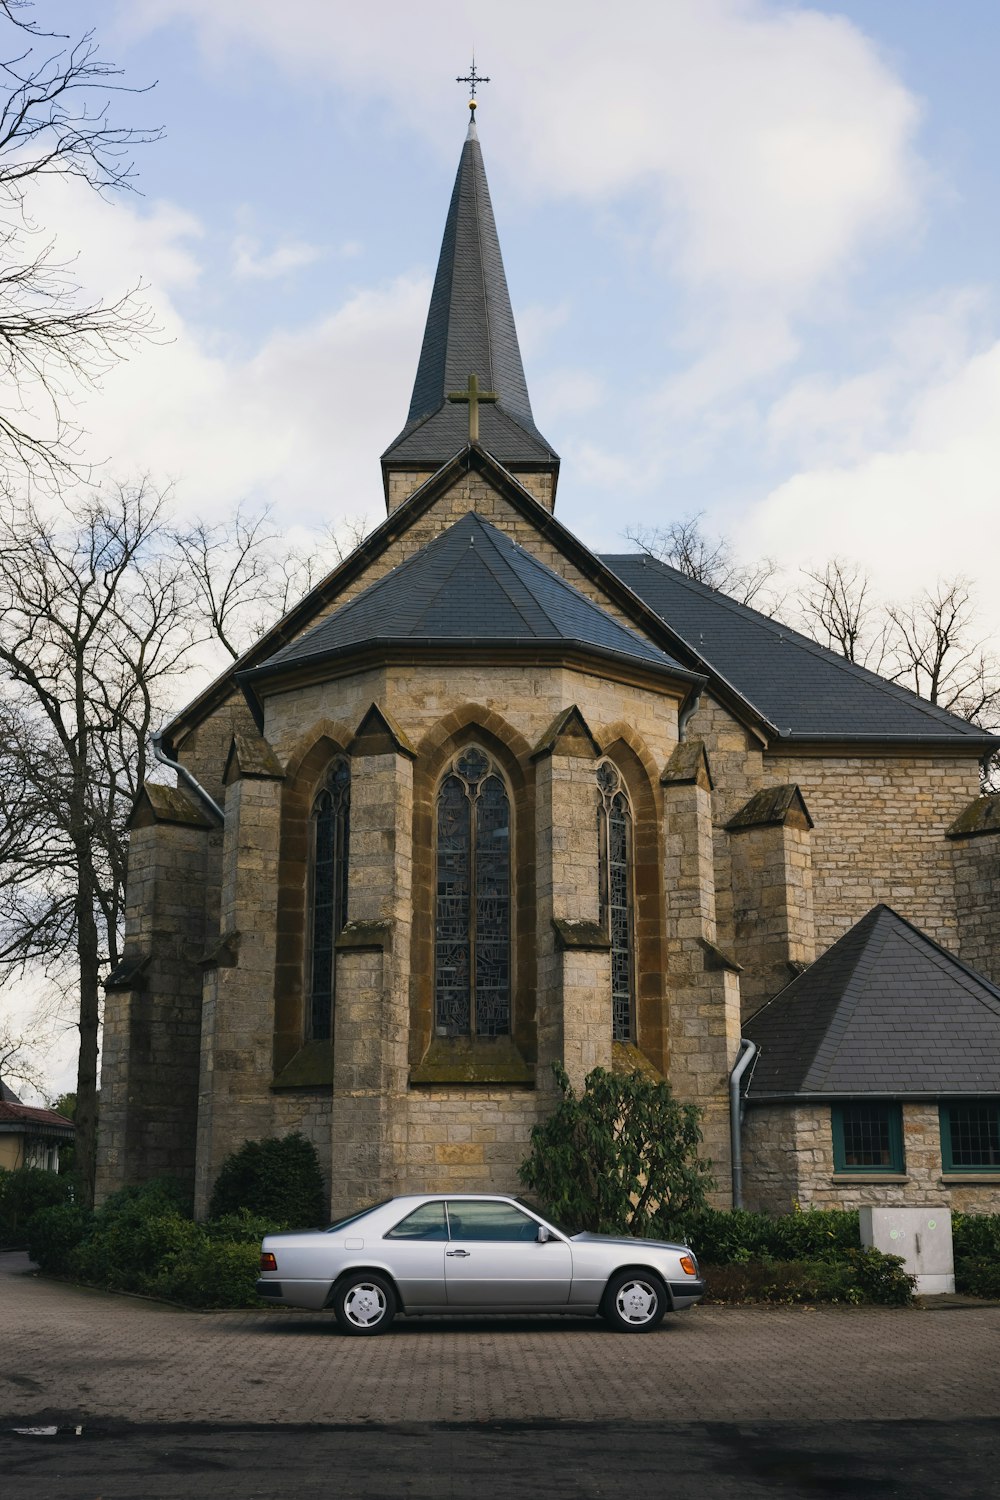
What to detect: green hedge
<box><xmin>703</xmin><ymin>1248</ymin><xmax>913</xmax><ymax>1305</ymax></box>
<box><xmin>27</xmin><ymin>1178</ymin><xmax>287</xmax><ymax>1308</ymax></box>
<box><xmin>0</xmin><ymin>1167</ymin><xmax>76</xmax><ymax>1248</ymax></box>
<box><xmin>686</xmin><ymin>1206</ymin><xmax>860</xmax><ymax>1264</ymax></box>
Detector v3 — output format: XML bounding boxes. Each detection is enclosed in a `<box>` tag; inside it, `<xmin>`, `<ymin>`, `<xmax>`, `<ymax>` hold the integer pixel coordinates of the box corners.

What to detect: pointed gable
<box><xmin>745</xmin><ymin>905</ymin><xmax>1000</xmax><ymax>1098</ymax></box>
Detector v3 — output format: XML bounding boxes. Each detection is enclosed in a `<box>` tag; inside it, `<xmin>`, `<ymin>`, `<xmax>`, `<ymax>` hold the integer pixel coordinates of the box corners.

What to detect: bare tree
<box><xmin>0</xmin><ymin>1016</ymin><xmax>46</xmax><ymax>1095</ymax></box>
<box><xmin>884</xmin><ymin>579</ymin><xmax>1000</xmax><ymax>724</ymax></box>
<box><xmin>178</xmin><ymin>506</ymin><xmax>371</xmax><ymax>662</ymax></box>
<box><xmin>626</xmin><ymin>513</ymin><xmax>778</xmax><ymax>609</ymax></box>
<box><xmin>0</xmin><ymin>2</ymin><xmax>160</xmax><ymax>485</ymax></box>
<box><xmin>793</xmin><ymin>558</ymin><xmax>892</xmax><ymax>671</ymax></box>
<box><xmin>0</xmin><ymin>483</ymin><xmax>197</xmax><ymax>1202</ymax></box>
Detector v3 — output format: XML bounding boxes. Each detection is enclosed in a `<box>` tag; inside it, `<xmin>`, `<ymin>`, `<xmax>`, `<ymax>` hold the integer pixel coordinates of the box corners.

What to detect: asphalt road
<box><xmin>4</xmin><ymin>1418</ymin><xmax>1000</xmax><ymax>1499</ymax></box>
<box><xmin>4</xmin><ymin>1251</ymin><xmax>1000</xmax><ymax>1498</ymax></box>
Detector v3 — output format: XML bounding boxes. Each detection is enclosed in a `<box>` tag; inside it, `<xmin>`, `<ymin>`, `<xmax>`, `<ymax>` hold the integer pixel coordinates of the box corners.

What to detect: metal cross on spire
<box><xmin>456</xmin><ymin>57</ymin><xmax>490</xmax><ymax>110</ymax></box>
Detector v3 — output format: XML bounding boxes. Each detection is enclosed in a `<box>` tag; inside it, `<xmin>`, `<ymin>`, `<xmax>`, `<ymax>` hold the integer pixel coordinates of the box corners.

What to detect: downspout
<box><xmin>151</xmin><ymin>730</ymin><xmax>224</xmax><ymax>823</ymax></box>
<box><xmin>729</xmin><ymin>1038</ymin><xmax>758</xmax><ymax>1210</ymax></box>
<box><xmin>678</xmin><ymin>686</ymin><xmax>703</xmax><ymax>742</ymax></box>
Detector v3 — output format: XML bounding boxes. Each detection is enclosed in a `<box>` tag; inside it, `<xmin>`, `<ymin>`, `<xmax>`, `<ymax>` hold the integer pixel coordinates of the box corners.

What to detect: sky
<box><xmin>6</xmin><ymin>0</ymin><xmax>1000</xmax><ymax>1095</ymax></box>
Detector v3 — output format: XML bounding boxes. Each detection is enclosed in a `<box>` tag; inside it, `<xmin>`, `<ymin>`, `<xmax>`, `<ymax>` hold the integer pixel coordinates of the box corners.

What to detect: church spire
<box><xmin>381</xmin><ymin>95</ymin><xmax>560</xmax><ymax>512</ymax></box>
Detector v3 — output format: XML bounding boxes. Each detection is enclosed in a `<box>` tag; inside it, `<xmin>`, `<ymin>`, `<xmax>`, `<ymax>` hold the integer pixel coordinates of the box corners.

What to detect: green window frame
<box><xmin>831</xmin><ymin>1102</ymin><xmax>904</xmax><ymax>1173</ymax></box>
<box><xmin>939</xmin><ymin>1101</ymin><xmax>1000</xmax><ymax>1172</ymax></box>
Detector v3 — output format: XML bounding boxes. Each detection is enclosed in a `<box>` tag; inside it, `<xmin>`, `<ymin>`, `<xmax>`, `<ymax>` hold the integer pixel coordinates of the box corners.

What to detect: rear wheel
<box><xmin>602</xmin><ymin>1270</ymin><xmax>667</xmax><ymax>1333</ymax></box>
<box><xmin>332</xmin><ymin>1272</ymin><xmax>397</xmax><ymax>1336</ymax></box>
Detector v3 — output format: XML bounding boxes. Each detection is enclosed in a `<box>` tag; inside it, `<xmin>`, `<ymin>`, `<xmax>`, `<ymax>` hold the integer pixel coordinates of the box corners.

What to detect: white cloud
<box><xmin>127</xmin><ymin>0</ymin><xmax>922</xmax><ymax>410</ymax></box>
<box><xmin>232</xmin><ymin>235</ymin><xmax>323</xmax><ymax>279</ymax></box>
<box><xmin>16</xmin><ymin>170</ymin><xmax>429</xmax><ymax>528</ymax></box>
<box><xmin>737</xmin><ymin>335</ymin><xmax>1000</xmax><ymax>643</ymax></box>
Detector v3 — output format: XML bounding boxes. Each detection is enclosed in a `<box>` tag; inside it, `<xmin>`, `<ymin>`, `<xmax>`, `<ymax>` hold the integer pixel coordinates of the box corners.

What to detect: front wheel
<box><xmin>602</xmin><ymin>1270</ymin><xmax>667</xmax><ymax>1333</ymax></box>
<box><xmin>332</xmin><ymin>1273</ymin><xmax>397</xmax><ymax>1336</ymax></box>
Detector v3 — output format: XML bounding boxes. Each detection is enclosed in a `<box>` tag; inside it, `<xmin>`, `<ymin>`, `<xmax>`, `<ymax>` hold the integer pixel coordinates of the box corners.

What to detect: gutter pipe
<box><xmin>729</xmin><ymin>1038</ymin><xmax>758</xmax><ymax>1210</ymax></box>
<box><xmin>151</xmin><ymin>730</ymin><xmax>224</xmax><ymax>823</ymax></box>
<box><xmin>678</xmin><ymin>686</ymin><xmax>703</xmax><ymax>742</ymax></box>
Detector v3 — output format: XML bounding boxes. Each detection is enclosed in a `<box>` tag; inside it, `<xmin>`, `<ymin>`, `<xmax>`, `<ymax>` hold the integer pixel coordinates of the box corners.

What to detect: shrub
<box><xmin>70</xmin><ymin>1208</ymin><xmax>201</xmax><ymax>1293</ymax></box>
<box><xmin>149</xmin><ymin>1235</ymin><xmax>264</xmax><ymax>1308</ymax></box>
<box><xmin>519</xmin><ymin>1064</ymin><xmax>714</xmax><ymax>1237</ymax></box>
<box><xmin>0</xmin><ymin>1167</ymin><xmax>76</xmax><ymax>1248</ymax></box>
<box><xmin>955</xmin><ymin>1258</ymin><xmax>1000</xmax><ymax>1300</ymax></box>
<box><xmin>27</xmin><ymin>1202</ymin><xmax>94</xmax><ymax>1274</ymax></box>
<box><xmin>208</xmin><ymin>1133</ymin><xmax>326</xmax><ymax>1227</ymax></box>
<box><xmin>686</xmin><ymin>1206</ymin><xmax>859</xmax><ymax>1265</ymax></box>
<box><xmin>953</xmin><ymin>1212</ymin><xmax>1000</xmax><ymax>1262</ymax></box>
<box><xmin>702</xmin><ymin>1248</ymin><xmax>912</xmax><ymax>1306</ymax></box>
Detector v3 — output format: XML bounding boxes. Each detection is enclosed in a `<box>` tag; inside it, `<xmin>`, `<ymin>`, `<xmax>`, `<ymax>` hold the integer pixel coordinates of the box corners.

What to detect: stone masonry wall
<box><xmin>952</xmin><ymin>834</ymin><xmax>1000</xmax><ymax>986</ymax></box>
<box><xmin>765</xmin><ymin>752</ymin><xmax>979</xmax><ymax>955</ymax></box>
<box><xmin>744</xmin><ymin>1102</ymin><xmax>1000</xmax><ymax>1214</ymax></box>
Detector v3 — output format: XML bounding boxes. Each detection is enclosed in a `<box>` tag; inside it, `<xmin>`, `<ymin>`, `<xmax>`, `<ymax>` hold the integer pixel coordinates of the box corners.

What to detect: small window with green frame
<box><xmin>939</xmin><ymin>1101</ymin><xmax>1000</xmax><ymax>1171</ymax></box>
<box><xmin>831</xmin><ymin>1101</ymin><xmax>904</xmax><ymax>1173</ymax></box>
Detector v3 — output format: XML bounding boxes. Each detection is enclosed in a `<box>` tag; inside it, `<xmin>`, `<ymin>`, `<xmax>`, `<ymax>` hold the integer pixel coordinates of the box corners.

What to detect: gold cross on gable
<box><xmin>447</xmin><ymin>373</ymin><xmax>497</xmax><ymax>443</ymax></box>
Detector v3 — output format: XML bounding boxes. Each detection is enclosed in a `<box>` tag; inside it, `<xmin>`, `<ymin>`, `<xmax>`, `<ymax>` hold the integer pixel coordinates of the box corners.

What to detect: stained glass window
<box><xmin>309</xmin><ymin>758</ymin><xmax>350</xmax><ymax>1041</ymax></box>
<box><xmin>435</xmin><ymin>748</ymin><xmax>511</xmax><ymax>1037</ymax></box>
<box><xmin>597</xmin><ymin>761</ymin><xmax>635</xmax><ymax>1043</ymax></box>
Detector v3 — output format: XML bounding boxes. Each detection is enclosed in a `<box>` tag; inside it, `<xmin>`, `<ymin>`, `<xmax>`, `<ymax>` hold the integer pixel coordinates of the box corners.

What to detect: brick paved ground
<box><xmin>3</xmin><ymin>1250</ymin><xmax>999</xmax><ymax>1427</ymax></box>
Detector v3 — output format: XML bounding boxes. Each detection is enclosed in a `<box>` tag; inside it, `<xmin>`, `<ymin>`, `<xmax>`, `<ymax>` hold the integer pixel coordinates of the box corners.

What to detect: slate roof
<box><xmin>381</xmin><ymin>116</ymin><xmax>558</xmax><ymax>471</ymax></box>
<box><xmin>244</xmin><ymin>513</ymin><xmax>696</xmax><ymax>685</ymax></box>
<box><xmin>602</xmin><ymin>553</ymin><xmax>998</xmax><ymax>747</ymax></box>
<box><xmin>744</xmin><ymin>905</ymin><xmax>1000</xmax><ymax>1098</ymax></box>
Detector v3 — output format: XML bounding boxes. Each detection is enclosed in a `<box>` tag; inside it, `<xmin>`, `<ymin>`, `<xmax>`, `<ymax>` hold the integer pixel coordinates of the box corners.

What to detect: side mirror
<box><xmin>537</xmin><ymin>1225</ymin><xmax>552</xmax><ymax>1243</ymax></box>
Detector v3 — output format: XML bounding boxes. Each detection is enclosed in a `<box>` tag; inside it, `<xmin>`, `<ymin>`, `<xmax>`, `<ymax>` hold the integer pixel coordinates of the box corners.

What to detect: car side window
<box><xmin>446</xmin><ymin>1200</ymin><xmax>539</xmax><ymax>1242</ymax></box>
<box><xmin>384</xmin><ymin>1202</ymin><xmax>449</xmax><ymax>1240</ymax></box>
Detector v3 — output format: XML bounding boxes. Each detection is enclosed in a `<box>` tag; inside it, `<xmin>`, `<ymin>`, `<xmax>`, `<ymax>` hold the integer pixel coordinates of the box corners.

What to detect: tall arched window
<box><xmin>435</xmin><ymin>747</ymin><xmax>511</xmax><ymax>1039</ymax></box>
<box><xmin>308</xmin><ymin>757</ymin><xmax>350</xmax><ymax>1041</ymax></box>
<box><xmin>597</xmin><ymin>761</ymin><xmax>635</xmax><ymax>1043</ymax></box>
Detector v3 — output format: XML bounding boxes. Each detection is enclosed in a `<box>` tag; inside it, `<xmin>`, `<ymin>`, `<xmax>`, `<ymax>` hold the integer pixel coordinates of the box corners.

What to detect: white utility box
<box><xmin>859</xmin><ymin>1206</ymin><xmax>955</xmax><ymax>1294</ymax></box>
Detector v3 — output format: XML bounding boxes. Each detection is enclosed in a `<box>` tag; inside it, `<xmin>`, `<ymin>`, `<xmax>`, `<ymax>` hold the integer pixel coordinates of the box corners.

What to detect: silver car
<box><xmin>256</xmin><ymin>1193</ymin><xmax>705</xmax><ymax>1335</ymax></box>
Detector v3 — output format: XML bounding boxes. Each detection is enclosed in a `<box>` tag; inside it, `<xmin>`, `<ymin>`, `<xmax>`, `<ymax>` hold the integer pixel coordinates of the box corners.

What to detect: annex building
<box><xmin>98</xmin><ymin>107</ymin><xmax>1000</xmax><ymax>1219</ymax></box>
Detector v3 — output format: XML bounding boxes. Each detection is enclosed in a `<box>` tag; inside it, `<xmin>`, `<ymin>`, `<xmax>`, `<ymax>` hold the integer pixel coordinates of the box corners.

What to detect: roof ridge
<box><xmin>469</xmin><ymin>520</ymin><xmax>553</xmax><ymax>634</ymax></box>
<box><xmin>610</xmin><ymin>554</ymin><xmax>987</xmax><ymax>740</ymax></box>
<box><xmin>885</xmin><ymin>906</ymin><xmax>1000</xmax><ymax>1014</ymax></box>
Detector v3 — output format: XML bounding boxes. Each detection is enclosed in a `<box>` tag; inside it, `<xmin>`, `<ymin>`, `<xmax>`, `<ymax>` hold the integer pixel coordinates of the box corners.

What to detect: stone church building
<box><xmin>98</xmin><ymin>110</ymin><xmax>1000</xmax><ymax>1220</ymax></box>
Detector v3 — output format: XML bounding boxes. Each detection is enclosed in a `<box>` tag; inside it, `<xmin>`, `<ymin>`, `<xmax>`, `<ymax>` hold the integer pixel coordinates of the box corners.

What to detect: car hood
<box><xmin>570</xmin><ymin>1232</ymin><xmax>687</xmax><ymax>1253</ymax></box>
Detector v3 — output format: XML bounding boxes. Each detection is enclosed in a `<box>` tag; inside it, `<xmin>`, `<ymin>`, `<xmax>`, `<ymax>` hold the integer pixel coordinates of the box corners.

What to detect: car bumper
<box><xmin>668</xmin><ymin>1278</ymin><xmax>706</xmax><ymax>1308</ymax></box>
<box><xmin>255</xmin><ymin>1278</ymin><xmax>331</xmax><ymax>1310</ymax></box>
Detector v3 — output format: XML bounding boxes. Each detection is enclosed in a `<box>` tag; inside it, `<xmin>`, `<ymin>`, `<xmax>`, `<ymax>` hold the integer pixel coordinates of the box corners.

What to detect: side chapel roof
<box><xmin>602</xmin><ymin>554</ymin><xmax>998</xmax><ymax>749</ymax></box>
<box><xmin>744</xmin><ymin>904</ymin><xmax>1000</xmax><ymax>1099</ymax></box>
<box><xmin>381</xmin><ymin>114</ymin><xmax>558</xmax><ymax>475</ymax></box>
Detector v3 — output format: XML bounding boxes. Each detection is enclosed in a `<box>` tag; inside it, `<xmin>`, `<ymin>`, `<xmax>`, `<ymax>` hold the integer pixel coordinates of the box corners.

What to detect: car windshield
<box><xmin>516</xmin><ymin>1198</ymin><xmax>580</xmax><ymax>1239</ymax></box>
<box><xmin>323</xmin><ymin>1200</ymin><xmax>390</xmax><ymax>1233</ymax></box>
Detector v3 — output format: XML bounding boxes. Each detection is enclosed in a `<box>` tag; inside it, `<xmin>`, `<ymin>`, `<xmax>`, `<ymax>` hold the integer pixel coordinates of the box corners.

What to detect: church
<box><xmin>97</xmin><ymin>103</ymin><xmax>1000</xmax><ymax>1220</ymax></box>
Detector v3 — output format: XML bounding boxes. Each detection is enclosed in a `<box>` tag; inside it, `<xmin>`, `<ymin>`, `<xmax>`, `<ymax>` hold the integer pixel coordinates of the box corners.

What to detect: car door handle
<box><xmin>446</xmin><ymin>1249</ymin><xmax>470</xmax><ymax>1257</ymax></box>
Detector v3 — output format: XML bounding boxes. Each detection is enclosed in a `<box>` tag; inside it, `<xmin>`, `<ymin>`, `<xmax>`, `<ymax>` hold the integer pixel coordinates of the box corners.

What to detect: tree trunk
<box><xmin>74</xmin><ymin>863</ymin><xmax>101</xmax><ymax>1209</ymax></box>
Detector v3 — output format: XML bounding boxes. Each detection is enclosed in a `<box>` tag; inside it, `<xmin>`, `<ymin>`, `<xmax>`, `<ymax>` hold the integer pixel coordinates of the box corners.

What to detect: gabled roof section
<box><xmin>242</xmin><ymin>513</ymin><xmax>696</xmax><ymax>693</ymax></box>
<box><xmin>745</xmin><ymin>904</ymin><xmax>1000</xmax><ymax>1099</ymax></box>
<box><xmin>602</xmin><ymin>554</ymin><xmax>999</xmax><ymax>751</ymax></box>
<box><xmin>381</xmin><ymin>116</ymin><xmax>558</xmax><ymax>475</ymax></box>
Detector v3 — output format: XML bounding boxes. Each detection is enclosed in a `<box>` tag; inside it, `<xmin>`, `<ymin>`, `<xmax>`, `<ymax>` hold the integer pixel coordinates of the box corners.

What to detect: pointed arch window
<box><xmin>597</xmin><ymin>761</ymin><xmax>636</xmax><ymax>1043</ymax></box>
<box><xmin>308</xmin><ymin>757</ymin><xmax>350</xmax><ymax>1041</ymax></box>
<box><xmin>435</xmin><ymin>747</ymin><xmax>511</xmax><ymax>1038</ymax></box>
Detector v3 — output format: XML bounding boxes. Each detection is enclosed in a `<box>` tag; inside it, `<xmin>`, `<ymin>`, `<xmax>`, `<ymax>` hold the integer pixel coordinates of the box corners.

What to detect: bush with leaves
<box><xmin>208</xmin><ymin>1133</ymin><xmax>326</xmax><ymax>1226</ymax></box>
<box><xmin>0</xmin><ymin>1166</ymin><xmax>76</xmax><ymax>1247</ymax></box>
<box><xmin>687</xmin><ymin>1206</ymin><xmax>860</xmax><ymax>1265</ymax></box>
<box><xmin>27</xmin><ymin>1201</ymin><xmax>94</xmax><ymax>1273</ymax></box>
<box><xmin>703</xmin><ymin>1248</ymin><xmax>912</xmax><ymax>1306</ymax></box>
<box><xmin>519</xmin><ymin>1064</ymin><xmax>714</xmax><ymax>1237</ymax></box>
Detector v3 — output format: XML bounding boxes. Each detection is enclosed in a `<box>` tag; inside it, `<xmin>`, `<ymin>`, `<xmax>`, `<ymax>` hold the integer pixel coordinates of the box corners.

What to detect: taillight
<box><xmin>260</xmin><ymin>1252</ymin><xmax>277</xmax><ymax>1271</ymax></box>
<box><xmin>679</xmin><ymin>1254</ymin><xmax>698</xmax><ymax>1277</ymax></box>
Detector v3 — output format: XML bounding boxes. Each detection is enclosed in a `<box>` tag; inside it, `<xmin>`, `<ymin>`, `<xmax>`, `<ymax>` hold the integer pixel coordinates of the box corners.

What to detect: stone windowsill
<box><xmin>939</xmin><ymin>1174</ymin><xmax>1000</xmax><ymax>1184</ymax></box>
<box><xmin>831</xmin><ymin>1174</ymin><xmax>910</xmax><ymax>1184</ymax></box>
<box><xmin>271</xmin><ymin>1039</ymin><xmax>333</xmax><ymax>1091</ymax></box>
<box><xmin>410</xmin><ymin>1035</ymin><xmax>534</xmax><ymax>1086</ymax></box>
